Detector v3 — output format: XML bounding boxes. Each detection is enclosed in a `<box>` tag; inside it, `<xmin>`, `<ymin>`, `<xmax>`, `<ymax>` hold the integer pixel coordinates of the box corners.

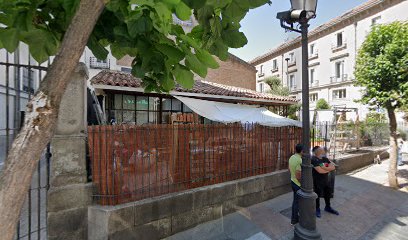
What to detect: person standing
<box><xmin>311</xmin><ymin>146</ymin><xmax>339</xmax><ymax>218</ymax></box>
<box><xmin>288</xmin><ymin>144</ymin><xmax>303</xmax><ymax>225</ymax></box>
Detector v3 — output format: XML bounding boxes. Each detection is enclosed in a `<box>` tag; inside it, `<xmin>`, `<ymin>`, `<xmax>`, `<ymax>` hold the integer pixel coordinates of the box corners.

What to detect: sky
<box><xmin>229</xmin><ymin>0</ymin><xmax>368</xmax><ymax>62</ymax></box>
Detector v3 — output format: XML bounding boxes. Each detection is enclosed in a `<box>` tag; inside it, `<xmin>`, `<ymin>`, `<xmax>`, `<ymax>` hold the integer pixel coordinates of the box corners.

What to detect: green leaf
<box><xmin>221</xmin><ymin>29</ymin><xmax>247</xmax><ymax>48</ymax></box>
<box><xmin>160</xmin><ymin>73</ymin><xmax>175</xmax><ymax>91</ymax></box>
<box><xmin>21</xmin><ymin>29</ymin><xmax>59</xmax><ymax>63</ymax></box>
<box><xmin>248</xmin><ymin>0</ymin><xmax>270</xmax><ymax>9</ymax></box>
<box><xmin>181</xmin><ymin>0</ymin><xmax>206</xmax><ymax>9</ymax></box>
<box><xmin>196</xmin><ymin>49</ymin><xmax>219</xmax><ymax>69</ymax></box>
<box><xmin>179</xmin><ymin>34</ymin><xmax>200</xmax><ymax>49</ymax></box>
<box><xmin>127</xmin><ymin>16</ymin><xmax>153</xmax><ymax>37</ymax></box>
<box><xmin>173</xmin><ymin>64</ymin><xmax>194</xmax><ymax>89</ymax></box>
<box><xmin>153</xmin><ymin>2</ymin><xmax>172</xmax><ymax>22</ymax></box>
<box><xmin>111</xmin><ymin>43</ymin><xmax>137</xmax><ymax>59</ymax></box>
<box><xmin>206</xmin><ymin>0</ymin><xmax>232</xmax><ymax>8</ymax></box>
<box><xmin>163</xmin><ymin>0</ymin><xmax>180</xmax><ymax>5</ymax></box>
<box><xmin>130</xmin><ymin>0</ymin><xmax>154</xmax><ymax>7</ymax></box>
<box><xmin>185</xmin><ymin>53</ymin><xmax>207</xmax><ymax>78</ymax></box>
<box><xmin>0</xmin><ymin>28</ymin><xmax>19</xmax><ymax>53</ymax></box>
<box><xmin>175</xmin><ymin>1</ymin><xmax>191</xmax><ymax>21</ymax></box>
<box><xmin>223</xmin><ymin>0</ymin><xmax>248</xmax><ymax>21</ymax></box>
<box><xmin>156</xmin><ymin>44</ymin><xmax>185</xmax><ymax>62</ymax></box>
<box><xmin>209</xmin><ymin>39</ymin><xmax>229</xmax><ymax>61</ymax></box>
<box><xmin>87</xmin><ymin>36</ymin><xmax>109</xmax><ymax>60</ymax></box>
<box><xmin>131</xmin><ymin>63</ymin><xmax>146</xmax><ymax>78</ymax></box>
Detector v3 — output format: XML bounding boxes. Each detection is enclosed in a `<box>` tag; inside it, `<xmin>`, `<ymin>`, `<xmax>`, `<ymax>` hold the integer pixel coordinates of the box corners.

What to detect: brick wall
<box><xmin>198</xmin><ymin>55</ymin><xmax>256</xmax><ymax>90</ymax></box>
<box><xmin>117</xmin><ymin>54</ymin><xmax>256</xmax><ymax>91</ymax></box>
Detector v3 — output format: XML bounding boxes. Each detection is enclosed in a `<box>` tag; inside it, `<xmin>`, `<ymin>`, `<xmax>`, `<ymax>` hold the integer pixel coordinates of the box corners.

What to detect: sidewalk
<box><xmin>166</xmin><ymin>160</ymin><xmax>408</xmax><ymax>240</ymax></box>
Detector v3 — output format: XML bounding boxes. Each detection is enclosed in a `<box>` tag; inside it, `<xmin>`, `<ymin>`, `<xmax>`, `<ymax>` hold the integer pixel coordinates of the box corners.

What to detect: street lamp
<box><xmin>277</xmin><ymin>1</ymin><xmax>321</xmax><ymax>240</ymax></box>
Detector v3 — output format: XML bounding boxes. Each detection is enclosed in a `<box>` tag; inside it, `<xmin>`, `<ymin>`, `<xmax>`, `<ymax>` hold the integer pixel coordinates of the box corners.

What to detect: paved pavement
<box><xmin>167</xmin><ymin>159</ymin><xmax>408</xmax><ymax>240</ymax></box>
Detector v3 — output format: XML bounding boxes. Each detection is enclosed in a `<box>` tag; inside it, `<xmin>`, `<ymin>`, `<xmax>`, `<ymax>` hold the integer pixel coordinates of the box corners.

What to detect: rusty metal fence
<box><xmin>87</xmin><ymin>124</ymin><xmax>302</xmax><ymax>205</ymax></box>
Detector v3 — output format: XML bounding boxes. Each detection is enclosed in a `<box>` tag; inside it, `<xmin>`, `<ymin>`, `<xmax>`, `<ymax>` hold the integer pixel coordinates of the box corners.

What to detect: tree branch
<box><xmin>0</xmin><ymin>1</ymin><xmax>106</xmax><ymax>239</ymax></box>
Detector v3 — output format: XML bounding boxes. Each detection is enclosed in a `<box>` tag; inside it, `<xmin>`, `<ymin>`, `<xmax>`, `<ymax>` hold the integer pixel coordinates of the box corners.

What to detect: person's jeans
<box><xmin>291</xmin><ymin>181</ymin><xmax>301</xmax><ymax>224</ymax></box>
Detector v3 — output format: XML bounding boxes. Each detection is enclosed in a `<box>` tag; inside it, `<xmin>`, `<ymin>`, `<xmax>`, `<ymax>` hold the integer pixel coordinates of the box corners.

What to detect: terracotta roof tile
<box><xmin>91</xmin><ymin>70</ymin><xmax>298</xmax><ymax>104</ymax></box>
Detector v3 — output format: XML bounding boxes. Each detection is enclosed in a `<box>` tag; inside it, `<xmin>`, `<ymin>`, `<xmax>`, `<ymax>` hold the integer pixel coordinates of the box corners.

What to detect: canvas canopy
<box><xmin>173</xmin><ymin>96</ymin><xmax>302</xmax><ymax>128</ymax></box>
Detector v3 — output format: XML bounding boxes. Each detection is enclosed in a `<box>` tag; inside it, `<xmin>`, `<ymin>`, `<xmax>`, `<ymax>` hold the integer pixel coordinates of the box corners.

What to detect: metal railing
<box><xmin>330</xmin><ymin>74</ymin><xmax>348</xmax><ymax>83</ymax></box>
<box><xmin>87</xmin><ymin>124</ymin><xmax>302</xmax><ymax>205</ymax></box>
<box><xmin>0</xmin><ymin>49</ymin><xmax>51</xmax><ymax>240</ymax></box>
<box><xmin>89</xmin><ymin>57</ymin><xmax>110</xmax><ymax>69</ymax></box>
<box><xmin>311</xmin><ymin>121</ymin><xmax>390</xmax><ymax>158</ymax></box>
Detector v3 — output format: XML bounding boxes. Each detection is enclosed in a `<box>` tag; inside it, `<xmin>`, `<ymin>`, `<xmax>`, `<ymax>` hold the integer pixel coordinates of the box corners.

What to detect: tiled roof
<box><xmin>250</xmin><ymin>0</ymin><xmax>399</xmax><ymax>65</ymax></box>
<box><xmin>91</xmin><ymin>70</ymin><xmax>298</xmax><ymax>104</ymax></box>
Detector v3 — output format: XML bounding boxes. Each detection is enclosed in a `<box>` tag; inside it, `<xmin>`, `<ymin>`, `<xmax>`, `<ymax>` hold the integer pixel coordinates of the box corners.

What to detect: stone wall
<box><xmin>47</xmin><ymin>63</ymin><xmax>92</xmax><ymax>240</ymax></box>
<box><xmin>335</xmin><ymin>148</ymin><xmax>389</xmax><ymax>175</ymax></box>
<box><xmin>88</xmin><ymin>170</ymin><xmax>290</xmax><ymax>240</ymax></box>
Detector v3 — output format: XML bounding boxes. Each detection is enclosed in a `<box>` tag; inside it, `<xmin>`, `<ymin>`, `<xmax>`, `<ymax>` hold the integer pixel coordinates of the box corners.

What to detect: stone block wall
<box><xmin>88</xmin><ymin>170</ymin><xmax>291</xmax><ymax>240</ymax></box>
<box><xmin>47</xmin><ymin>63</ymin><xmax>92</xmax><ymax>240</ymax></box>
<box><xmin>335</xmin><ymin>148</ymin><xmax>389</xmax><ymax>174</ymax></box>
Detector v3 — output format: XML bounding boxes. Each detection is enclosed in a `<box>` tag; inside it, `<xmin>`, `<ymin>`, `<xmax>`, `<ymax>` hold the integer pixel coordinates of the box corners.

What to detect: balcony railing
<box><xmin>309</xmin><ymin>51</ymin><xmax>319</xmax><ymax>60</ymax></box>
<box><xmin>290</xmin><ymin>85</ymin><xmax>297</xmax><ymax>92</ymax></box>
<box><xmin>90</xmin><ymin>57</ymin><xmax>110</xmax><ymax>69</ymax></box>
<box><xmin>330</xmin><ymin>74</ymin><xmax>348</xmax><ymax>83</ymax></box>
<box><xmin>310</xmin><ymin>80</ymin><xmax>319</xmax><ymax>88</ymax></box>
<box><xmin>331</xmin><ymin>42</ymin><xmax>347</xmax><ymax>52</ymax></box>
<box><xmin>288</xmin><ymin>60</ymin><xmax>296</xmax><ymax>67</ymax></box>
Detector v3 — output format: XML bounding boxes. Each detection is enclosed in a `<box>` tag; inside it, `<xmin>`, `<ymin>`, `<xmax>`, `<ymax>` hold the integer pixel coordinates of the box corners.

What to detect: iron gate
<box><xmin>0</xmin><ymin>48</ymin><xmax>50</xmax><ymax>240</ymax></box>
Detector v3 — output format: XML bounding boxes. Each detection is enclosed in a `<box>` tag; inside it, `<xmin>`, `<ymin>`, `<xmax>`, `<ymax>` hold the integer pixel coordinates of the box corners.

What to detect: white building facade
<box><xmin>251</xmin><ymin>0</ymin><xmax>408</xmax><ymax>120</ymax></box>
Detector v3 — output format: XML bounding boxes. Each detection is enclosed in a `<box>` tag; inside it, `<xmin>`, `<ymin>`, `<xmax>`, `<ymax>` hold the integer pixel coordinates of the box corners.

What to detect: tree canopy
<box><xmin>0</xmin><ymin>0</ymin><xmax>271</xmax><ymax>92</ymax></box>
<box><xmin>315</xmin><ymin>98</ymin><xmax>330</xmax><ymax>110</ymax></box>
<box><xmin>264</xmin><ymin>76</ymin><xmax>290</xmax><ymax>96</ymax></box>
<box><xmin>354</xmin><ymin>21</ymin><xmax>408</xmax><ymax>110</ymax></box>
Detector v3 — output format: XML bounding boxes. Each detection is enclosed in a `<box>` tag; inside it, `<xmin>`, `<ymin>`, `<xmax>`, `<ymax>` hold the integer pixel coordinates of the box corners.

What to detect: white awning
<box><xmin>173</xmin><ymin>96</ymin><xmax>302</xmax><ymax>128</ymax></box>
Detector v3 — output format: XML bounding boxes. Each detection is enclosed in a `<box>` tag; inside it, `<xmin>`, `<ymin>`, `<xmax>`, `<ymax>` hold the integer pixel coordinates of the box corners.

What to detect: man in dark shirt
<box><xmin>311</xmin><ymin>146</ymin><xmax>339</xmax><ymax>218</ymax></box>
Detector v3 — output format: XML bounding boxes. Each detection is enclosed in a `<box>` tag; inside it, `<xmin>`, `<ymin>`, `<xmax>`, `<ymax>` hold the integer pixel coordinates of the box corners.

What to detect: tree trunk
<box><xmin>387</xmin><ymin>107</ymin><xmax>399</xmax><ymax>189</ymax></box>
<box><xmin>0</xmin><ymin>1</ymin><xmax>106</xmax><ymax>239</ymax></box>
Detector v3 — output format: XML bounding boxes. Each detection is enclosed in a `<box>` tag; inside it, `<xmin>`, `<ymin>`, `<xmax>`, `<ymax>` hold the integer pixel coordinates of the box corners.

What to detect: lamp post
<box><xmin>277</xmin><ymin>1</ymin><xmax>321</xmax><ymax>240</ymax></box>
<box><xmin>285</xmin><ymin>57</ymin><xmax>290</xmax><ymax>88</ymax></box>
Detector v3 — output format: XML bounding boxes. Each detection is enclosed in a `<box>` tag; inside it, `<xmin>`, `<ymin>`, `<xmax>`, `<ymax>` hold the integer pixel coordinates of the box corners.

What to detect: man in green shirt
<box><xmin>288</xmin><ymin>144</ymin><xmax>303</xmax><ymax>225</ymax></box>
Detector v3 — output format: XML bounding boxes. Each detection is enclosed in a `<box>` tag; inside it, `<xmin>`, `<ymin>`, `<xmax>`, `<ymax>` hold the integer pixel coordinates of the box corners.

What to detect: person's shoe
<box><xmin>291</xmin><ymin>220</ymin><xmax>299</xmax><ymax>226</ymax></box>
<box><xmin>316</xmin><ymin>208</ymin><xmax>321</xmax><ymax>218</ymax></box>
<box><xmin>324</xmin><ymin>206</ymin><xmax>339</xmax><ymax>215</ymax></box>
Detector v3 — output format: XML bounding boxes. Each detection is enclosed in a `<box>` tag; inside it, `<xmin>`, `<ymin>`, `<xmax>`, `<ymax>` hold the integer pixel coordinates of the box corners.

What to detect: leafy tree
<box><xmin>315</xmin><ymin>99</ymin><xmax>330</xmax><ymax>110</ymax></box>
<box><xmin>288</xmin><ymin>103</ymin><xmax>301</xmax><ymax>120</ymax></box>
<box><xmin>263</xmin><ymin>76</ymin><xmax>299</xmax><ymax>119</ymax></box>
<box><xmin>264</xmin><ymin>76</ymin><xmax>290</xmax><ymax>96</ymax></box>
<box><xmin>355</xmin><ymin>21</ymin><xmax>408</xmax><ymax>188</ymax></box>
<box><xmin>0</xmin><ymin>0</ymin><xmax>271</xmax><ymax>238</ymax></box>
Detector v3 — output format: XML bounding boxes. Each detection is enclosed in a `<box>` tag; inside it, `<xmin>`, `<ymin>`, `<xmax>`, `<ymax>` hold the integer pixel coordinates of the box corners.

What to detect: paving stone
<box><xmin>168</xmin><ymin>159</ymin><xmax>408</xmax><ymax>240</ymax></box>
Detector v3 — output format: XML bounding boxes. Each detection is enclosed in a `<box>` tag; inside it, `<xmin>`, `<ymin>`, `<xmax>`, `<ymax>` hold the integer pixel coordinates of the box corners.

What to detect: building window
<box><xmin>310</xmin><ymin>44</ymin><xmax>315</xmax><ymax>55</ymax></box>
<box><xmin>289</xmin><ymin>52</ymin><xmax>295</xmax><ymax>64</ymax></box>
<box><xmin>336</xmin><ymin>32</ymin><xmax>343</xmax><ymax>47</ymax></box>
<box><xmin>259</xmin><ymin>83</ymin><xmax>264</xmax><ymax>93</ymax></box>
<box><xmin>258</xmin><ymin>65</ymin><xmax>264</xmax><ymax>77</ymax></box>
<box><xmin>310</xmin><ymin>93</ymin><xmax>318</xmax><ymax>102</ymax></box>
<box><xmin>289</xmin><ymin>74</ymin><xmax>296</xmax><ymax>90</ymax></box>
<box><xmin>22</xmin><ymin>68</ymin><xmax>35</xmax><ymax>94</ymax></box>
<box><xmin>272</xmin><ymin>59</ymin><xmax>278</xmax><ymax>71</ymax></box>
<box><xmin>121</xmin><ymin>67</ymin><xmax>132</xmax><ymax>73</ymax></box>
<box><xmin>107</xmin><ymin>94</ymin><xmax>192</xmax><ymax>125</ymax></box>
<box><xmin>371</xmin><ymin>16</ymin><xmax>381</xmax><ymax>26</ymax></box>
<box><xmin>310</xmin><ymin>69</ymin><xmax>315</xmax><ymax>84</ymax></box>
<box><xmin>333</xmin><ymin>89</ymin><xmax>346</xmax><ymax>99</ymax></box>
<box><xmin>90</xmin><ymin>57</ymin><xmax>110</xmax><ymax>69</ymax></box>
